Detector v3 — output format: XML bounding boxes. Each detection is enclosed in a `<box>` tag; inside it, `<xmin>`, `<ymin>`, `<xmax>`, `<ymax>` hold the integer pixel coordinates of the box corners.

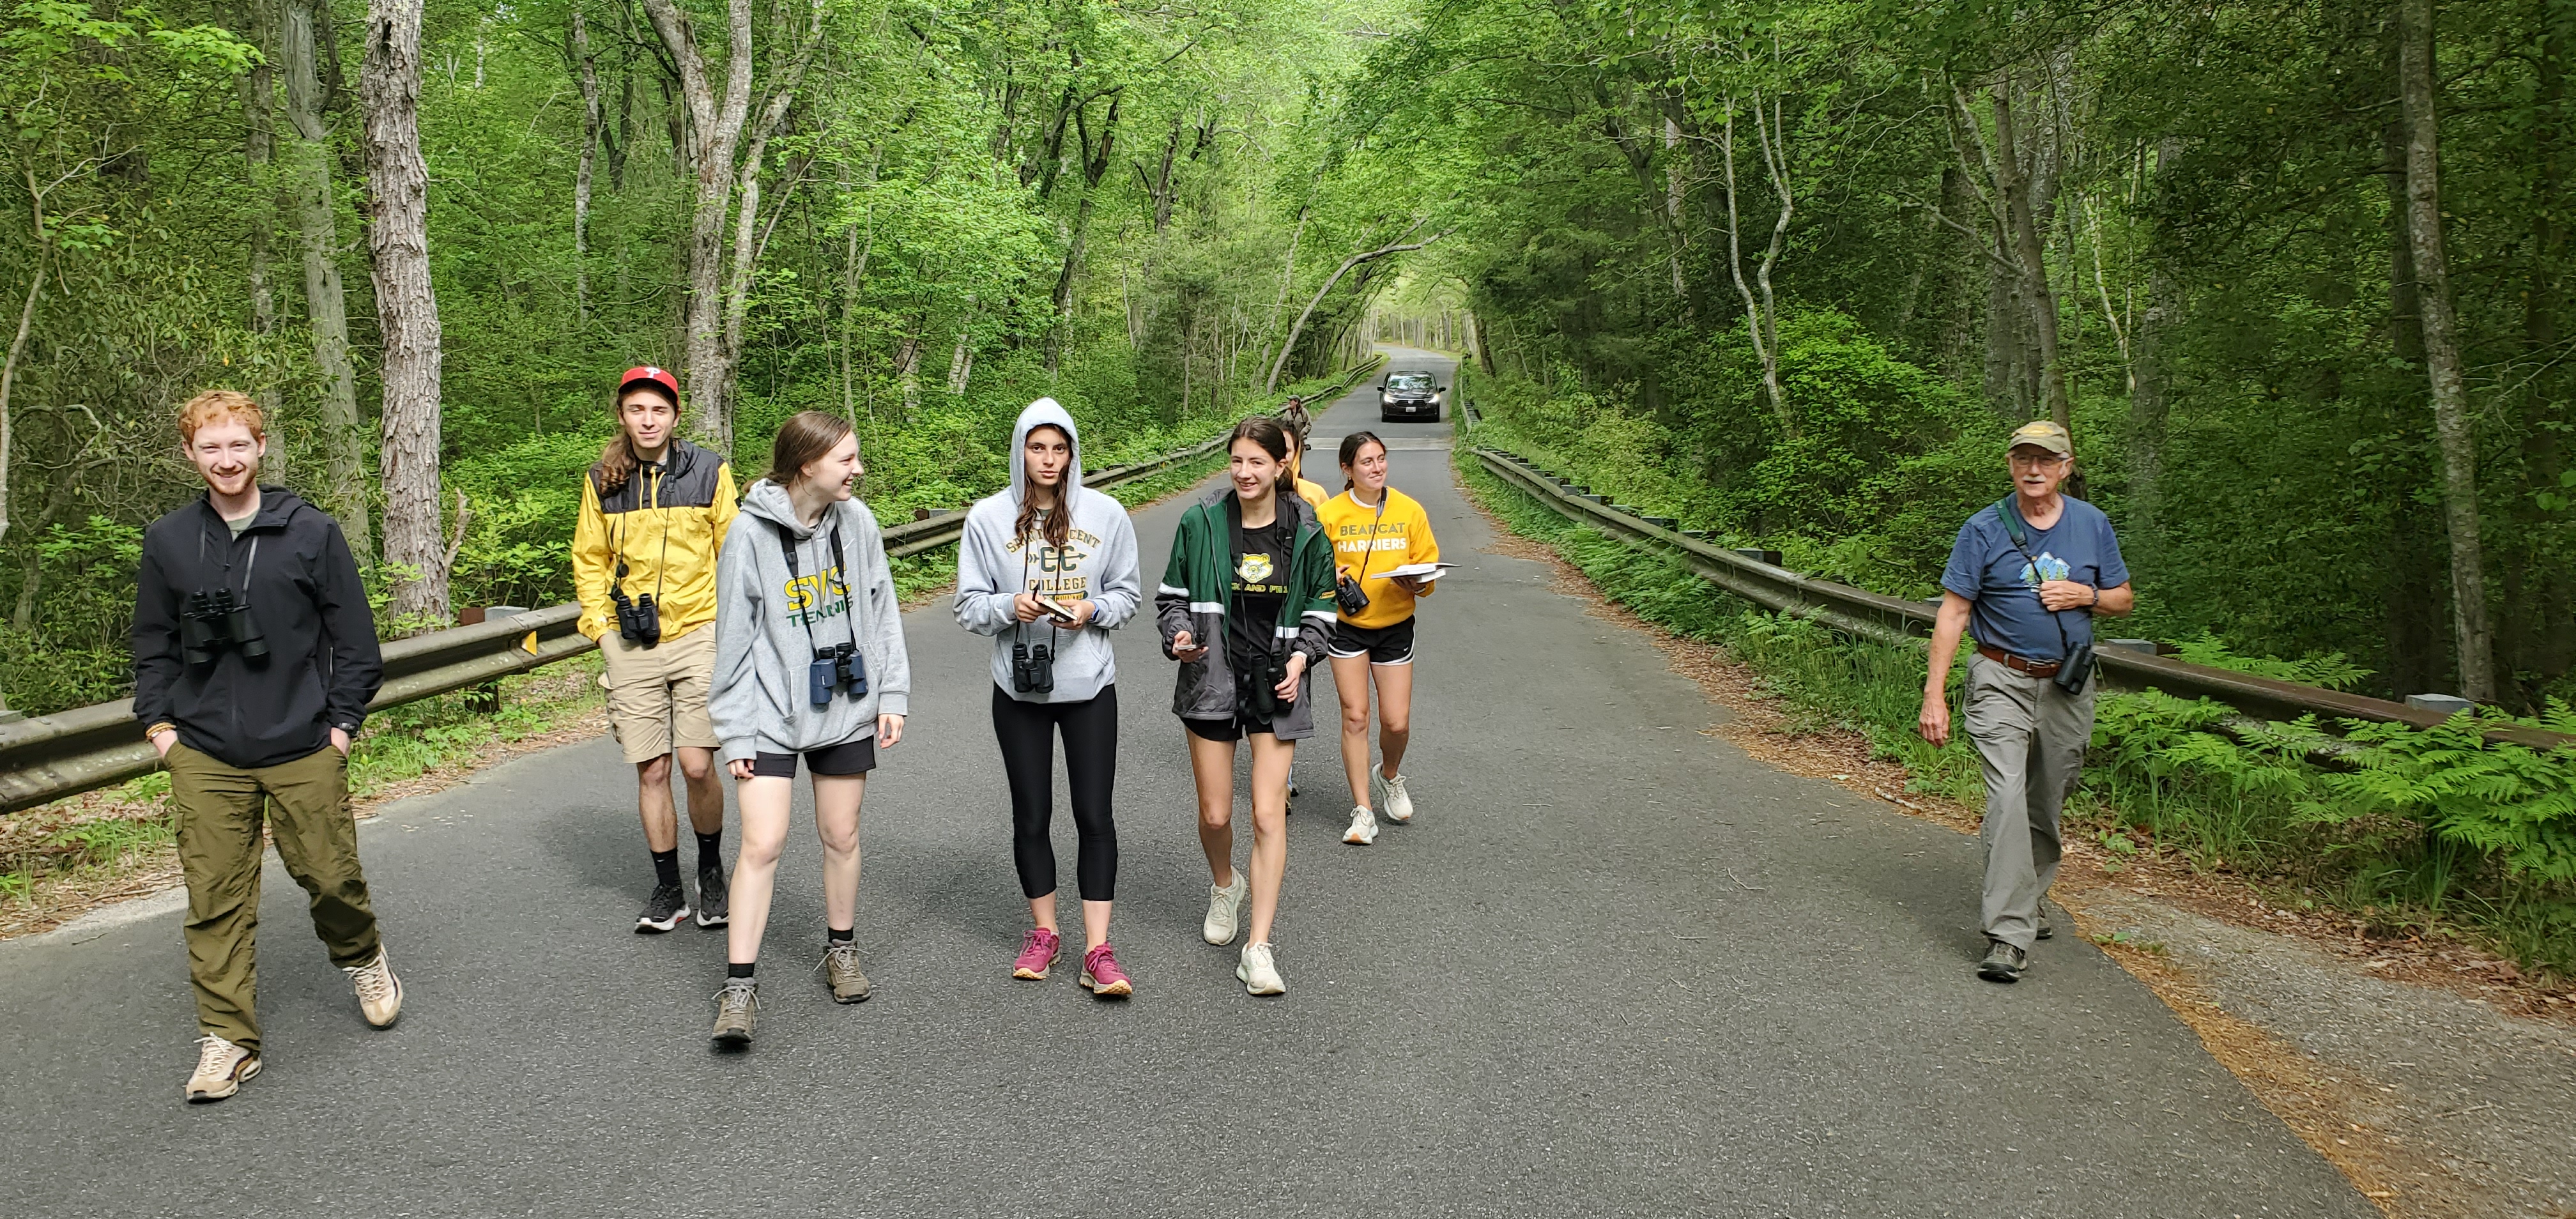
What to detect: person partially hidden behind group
<box><xmin>956</xmin><ymin>399</ymin><xmax>1144</xmax><ymax>997</ymax></box>
<box><xmin>1158</xmin><ymin>415</ymin><xmax>1339</xmax><ymax>995</ymax></box>
<box><xmin>1315</xmin><ymin>431</ymin><xmax>1440</xmax><ymax>846</ymax></box>
<box><xmin>135</xmin><ymin>390</ymin><xmax>400</xmax><ymax>1103</ymax></box>
<box><xmin>571</xmin><ymin>365</ymin><xmax>738</xmax><ymax>935</ymax></box>
<box><xmin>705</xmin><ymin>411</ymin><xmax>912</xmax><ymax>1048</ymax></box>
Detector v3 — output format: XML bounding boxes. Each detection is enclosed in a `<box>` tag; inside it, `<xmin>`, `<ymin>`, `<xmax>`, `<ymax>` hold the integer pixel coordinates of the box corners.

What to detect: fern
<box><xmin>2171</xmin><ymin>631</ymin><xmax>2373</xmax><ymax>691</ymax></box>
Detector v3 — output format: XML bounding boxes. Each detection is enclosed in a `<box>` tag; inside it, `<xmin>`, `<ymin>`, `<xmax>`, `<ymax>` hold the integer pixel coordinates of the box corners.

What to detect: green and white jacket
<box><xmin>1155</xmin><ymin>483</ymin><xmax>1338</xmax><ymax>739</ymax></box>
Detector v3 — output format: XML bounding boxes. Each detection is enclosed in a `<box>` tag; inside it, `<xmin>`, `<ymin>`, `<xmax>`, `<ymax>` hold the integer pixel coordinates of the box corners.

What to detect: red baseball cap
<box><xmin>618</xmin><ymin>365</ymin><xmax>680</xmax><ymax>402</ymax></box>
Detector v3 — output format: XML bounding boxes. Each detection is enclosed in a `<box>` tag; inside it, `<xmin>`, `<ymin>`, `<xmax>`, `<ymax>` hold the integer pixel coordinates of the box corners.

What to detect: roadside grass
<box><xmin>0</xmin><ymin>654</ymin><xmax>607</xmax><ymax>937</ymax></box>
<box><xmin>1455</xmin><ymin>452</ymin><xmax>2576</xmax><ymax>979</ymax></box>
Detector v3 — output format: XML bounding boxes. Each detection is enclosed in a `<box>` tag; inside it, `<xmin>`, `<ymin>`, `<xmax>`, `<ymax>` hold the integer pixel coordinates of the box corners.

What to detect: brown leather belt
<box><xmin>1977</xmin><ymin>643</ymin><xmax>2060</xmax><ymax>677</ymax></box>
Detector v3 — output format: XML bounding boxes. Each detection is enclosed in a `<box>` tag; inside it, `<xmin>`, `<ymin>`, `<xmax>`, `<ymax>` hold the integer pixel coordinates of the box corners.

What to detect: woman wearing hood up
<box><xmin>703</xmin><ymin>411</ymin><xmax>912</xmax><ymax>1048</ymax></box>
<box><xmin>955</xmin><ymin>400</ymin><xmax>1143</xmax><ymax>997</ymax></box>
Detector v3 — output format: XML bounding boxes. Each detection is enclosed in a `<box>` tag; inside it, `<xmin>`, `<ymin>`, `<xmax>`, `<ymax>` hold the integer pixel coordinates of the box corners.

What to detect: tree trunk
<box><xmin>284</xmin><ymin>0</ymin><xmax>369</xmax><ymax>563</ymax></box>
<box><xmin>2396</xmin><ymin>0</ymin><xmax>2496</xmax><ymax>700</ymax></box>
<box><xmin>2390</xmin><ymin>0</ymin><xmax>2493</xmax><ymax>696</ymax></box>
<box><xmin>362</xmin><ymin>0</ymin><xmax>450</xmax><ymax>626</ymax></box>
<box><xmin>571</xmin><ymin>3</ymin><xmax>600</xmax><ymax>326</ymax></box>
<box><xmin>2513</xmin><ymin>4</ymin><xmax>2572</xmax><ymax>689</ymax></box>
<box><xmin>240</xmin><ymin>0</ymin><xmax>277</xmax><ymax>335</ymax></box>
<box><xmin>640</xmin><ymin>0</ymin><xmax>825</xmax><ymax>446</ymax></box>
<box><xmin>1047</xmin><ymin>93</ymin><xmax>1121</xmax><ymax>375</ymax></box>
<box><xmin>0</xmin><ymin>228</ymin><xmax>42</xmax><ymax>551</ymax></box>
<box><xmin>1717</xmin><ymin>93</ymin><xmax>1793</xmax><ymax>437</ymax></box>
<box><xmin>1992</xmin><ymin>82</ymin><xmax>2071</xmax><ymax>436</ymax></box>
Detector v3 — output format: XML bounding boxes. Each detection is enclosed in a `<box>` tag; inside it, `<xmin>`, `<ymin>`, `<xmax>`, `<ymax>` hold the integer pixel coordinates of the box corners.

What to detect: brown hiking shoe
<box><xmin>185</xmin><ymin>1036</ymin><xmax>261</xmax><ymax>1103</ymax></box>
<box><xmin>343</xmin><ymin>950</ymin><xmax>404</xmax><ymax>1029</ymax></box>
<box><xmin>820</xmin><ymin>941</ymin><xmax>871</xmax><ymax>1004</ymax></box>
<box><xmin>710</xmin><ymin>979</ymin><xmax>758</xmax><ymax>1048</ymax></box>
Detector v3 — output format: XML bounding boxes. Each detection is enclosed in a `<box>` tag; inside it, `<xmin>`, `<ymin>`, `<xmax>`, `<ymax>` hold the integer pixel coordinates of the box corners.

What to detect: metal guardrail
<box><xmin>0</xmin><ymin>358</ymin><xmax>1395</xmax><ymax>816</ymax></box>
<box><xmin>0</xmin><ymin>604</ymin><xmax>594</xmax><ymax>815</ymax></box>
<box><xmin>1474</xmin><ymin>448</ymin><xmax>2575</xmax><ymax>751</ymax></box>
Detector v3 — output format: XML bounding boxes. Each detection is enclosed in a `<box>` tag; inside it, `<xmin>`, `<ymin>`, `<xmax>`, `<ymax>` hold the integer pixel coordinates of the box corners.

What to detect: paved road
<box><xmin>0</xmin><ymin>346</ymin><xmax>2370</xmax><ymax>1217</ymax></box>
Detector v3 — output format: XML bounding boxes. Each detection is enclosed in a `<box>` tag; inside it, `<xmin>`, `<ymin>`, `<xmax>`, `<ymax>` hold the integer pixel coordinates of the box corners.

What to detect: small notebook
<box><xmin>1379</xmin><ymin>562</ymin><xmax>1455</xmax><ymax>581</ymax></box>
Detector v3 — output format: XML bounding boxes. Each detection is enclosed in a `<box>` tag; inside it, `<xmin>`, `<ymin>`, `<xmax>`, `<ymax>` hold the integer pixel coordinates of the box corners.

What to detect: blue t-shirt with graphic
<box><xmin>1940</xmin><ymin>496</ymin><xmax>2129</xmax><ymax>663</ymax></box>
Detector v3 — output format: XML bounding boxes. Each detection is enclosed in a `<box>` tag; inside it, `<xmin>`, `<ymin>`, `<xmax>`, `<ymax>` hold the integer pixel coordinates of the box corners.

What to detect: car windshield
<box><xmin>1386</xmin><ymin>374</ymin><xmax>1434</xmax><ymax>391</ymax></box>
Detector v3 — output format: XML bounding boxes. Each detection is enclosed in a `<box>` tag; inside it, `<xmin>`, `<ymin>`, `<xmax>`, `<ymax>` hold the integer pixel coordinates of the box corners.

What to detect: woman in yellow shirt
<box><xmin>1314</xmin><ymin>432</ymin><xmax>1439</xmax><ymax>845</ymax></box>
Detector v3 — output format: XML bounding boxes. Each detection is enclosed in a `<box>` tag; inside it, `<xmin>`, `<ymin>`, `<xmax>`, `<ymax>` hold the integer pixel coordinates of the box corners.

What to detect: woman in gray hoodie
<box><xmin>956</xmin><ymin>399</ymin><xmax>1142</xmax><ymax>997</ymax></box>
<box><xmin>704</xmin><ymin>411</ymin><xmax>912</xmax><ymax>1048</ymax></box>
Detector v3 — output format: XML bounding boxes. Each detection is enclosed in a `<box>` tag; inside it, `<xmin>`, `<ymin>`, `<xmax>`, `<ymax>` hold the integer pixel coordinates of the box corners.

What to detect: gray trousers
<box><xmin>1964</xmin><ymin>653</ymin><xmax>2096</xmax><ymax>951</ymax></box>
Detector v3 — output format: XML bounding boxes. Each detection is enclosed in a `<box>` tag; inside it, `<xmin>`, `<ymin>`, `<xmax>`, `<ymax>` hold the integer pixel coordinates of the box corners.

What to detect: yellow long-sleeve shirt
<box><xmin>571</xmin><ymin>438</ymin><xmax>739</xmax><ymax>642</ymax></box>
<box><xmin>1315</xmin><ymin>486</ymin><xmax>1439</xmax><ymax>629</ymax></box>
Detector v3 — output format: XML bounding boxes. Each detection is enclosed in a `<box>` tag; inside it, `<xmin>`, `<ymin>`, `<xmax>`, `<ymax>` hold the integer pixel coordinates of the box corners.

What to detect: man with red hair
<box><xmin>133</xmin><ymin>390</ymin><xmax>399</xmax><ymax>1103</ymax></box>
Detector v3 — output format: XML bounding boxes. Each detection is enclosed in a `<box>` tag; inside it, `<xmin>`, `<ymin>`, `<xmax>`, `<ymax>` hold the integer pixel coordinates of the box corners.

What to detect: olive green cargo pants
<box><xmin>166</xmin><ymin>742</ymin><xmax>382</xmax><ymax>1052</ymax></box>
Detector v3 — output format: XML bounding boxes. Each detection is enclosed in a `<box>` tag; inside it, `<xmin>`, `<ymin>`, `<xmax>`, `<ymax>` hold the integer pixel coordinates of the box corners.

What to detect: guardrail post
<box><xmin>456</xmin><ymin>606</ymin><xmax>527</xmax><ymax>713</ymax></box>
<box><xmin>2404</xmin><ymin>693</ymin><xmax>2475</xmax><ymax>717</ymax></box>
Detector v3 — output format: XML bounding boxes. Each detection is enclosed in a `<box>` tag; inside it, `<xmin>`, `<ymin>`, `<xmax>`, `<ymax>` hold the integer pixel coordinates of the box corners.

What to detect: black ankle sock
<box><xmin>726</xmin><ymin>962</ymin><xmax>755</xmax><ymax>979</ymax></box>
<box><xmin>650</xmin><ymin>848</ymin><xmax>680</xmax><ymax>887</ymax></box>
<box><xmin>694</xmin><ymin>830</ymin><xmax>724</xmax><ymax>871</ymax></box>
<box><xmin>826</xmin><ymin>927</ymin><xmax>853</xmax><ymax>944</ymax></box>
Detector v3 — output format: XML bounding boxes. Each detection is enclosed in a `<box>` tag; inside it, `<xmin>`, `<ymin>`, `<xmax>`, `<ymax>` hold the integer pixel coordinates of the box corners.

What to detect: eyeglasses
<box><xmin>2008</xmin><ymin>449</ymin><xmax>2071</xmax><ymax>467</ymax></box>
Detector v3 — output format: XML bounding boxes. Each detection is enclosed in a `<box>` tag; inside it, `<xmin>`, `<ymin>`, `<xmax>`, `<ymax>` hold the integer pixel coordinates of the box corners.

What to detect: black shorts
<box><xmin>749</xmin><ymin>737</ymin><xmax>876</xmax><ymax>779</ymax></box>
<box><xmin>1328</xmin><ymin>616</ymin><xmax>1416</xmax><ymax>664</ymax></box>
<box><xmin>1183</xmin><ymin>715</ymin><xmax>1285</xmax><ymax>742</ymax></box>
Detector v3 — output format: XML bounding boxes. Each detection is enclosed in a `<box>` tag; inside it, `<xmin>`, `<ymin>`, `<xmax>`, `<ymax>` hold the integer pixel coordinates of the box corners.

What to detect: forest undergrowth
<box><xmin>1455</xmin><ymin>452</ymin><xmax>2576</xmax><ymax>979</ymax></box>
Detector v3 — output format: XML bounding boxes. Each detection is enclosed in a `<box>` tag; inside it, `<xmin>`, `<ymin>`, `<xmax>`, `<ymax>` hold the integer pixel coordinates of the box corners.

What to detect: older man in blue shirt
<box><xmin>1920</xmin><ymin>420</ymin><xmax>2135</xmax><ymax>983</ymax></box>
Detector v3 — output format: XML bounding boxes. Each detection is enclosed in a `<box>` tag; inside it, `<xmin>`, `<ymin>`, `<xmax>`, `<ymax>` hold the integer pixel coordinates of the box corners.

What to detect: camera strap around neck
<box><xmin>1350</xmin><ymin>488</ymin><xmax>1387</xmax><ymax>585</ymax></box>
<box><xmin>1996</xmin><ymin>495</ymin><xmax>2076</xmax><ymax>663</ymax></box>
<box><xmin>1016</xmin><ymin>515</ymin><xmax>1059</xmax><ymax>652</ymax></box>
<box><xmin>773</xmin><ymin>514</ymin><xmax>855</xmax><ymax>656</ymax></box>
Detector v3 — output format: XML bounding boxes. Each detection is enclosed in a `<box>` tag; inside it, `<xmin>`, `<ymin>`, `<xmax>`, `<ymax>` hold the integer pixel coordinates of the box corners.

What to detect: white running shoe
<box><xmin>185</xmin><ymin>1035</ymin><xmax>259</xmax><ymax>1103</ymax></box>
<box><xmin>1202</xmin><ymin>870</ymin><xmax>1248</xmax><ymax>945</ymax></box>
<box><xmin>1374</xmin><ymin>770</ymin><xmax>1415</xmax><ymax>824</ymax></box>
<box><xmin>1237</xmin><ymin>942</ymin><xmax>1286</xmax><ymax>995</ymax></box>
<box><xmin>1342</xmin><ymin>805</ymin><xmax>1378</xmax><ymax>845</ymax></box>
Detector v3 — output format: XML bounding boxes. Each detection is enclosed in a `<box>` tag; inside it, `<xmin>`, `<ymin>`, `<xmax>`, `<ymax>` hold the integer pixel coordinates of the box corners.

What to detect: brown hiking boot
<box><xmin>820</xmin><ymin>941</ymin><xmax>870</xmax><ymax>1004</ymax></box>
<box><xmin>343</xmin><ymin>950</ymin><xmax>404</xmax><ymax>1029</ymax></box>
<box><xmin>710</xmin><ymin>979</ymin><xmax>758</xmax><ymax>1048</ymax></box>
<box><xmin>185</xmin><ymin>1036</ymin><xmax>261</xmax><ymax>1103</ymax></box>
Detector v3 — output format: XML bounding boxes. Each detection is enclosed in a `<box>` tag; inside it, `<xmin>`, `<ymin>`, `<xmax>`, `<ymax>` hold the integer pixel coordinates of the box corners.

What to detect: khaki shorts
<box><xmin>599</xmin><ymin>624</ymin><xmax>719</xmax><ymax>763</ymax></box>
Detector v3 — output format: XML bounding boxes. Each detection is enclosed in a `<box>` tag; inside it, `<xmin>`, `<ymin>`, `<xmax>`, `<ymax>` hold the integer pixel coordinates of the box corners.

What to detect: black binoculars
<box><xmin>2055</xmin><ymin>642</ymin><xmax>2096</xmax><ymax>696</ymax></box>
<box><xmin>1238</xmin><ymin>656</ymin><xmax>1287</xmax><ymax>721</ymax></box>
<box><xmin>1011</xmin><ymin>640</ymin><xmax>1054</xmax><ymax>695</ymax></box>
<box><xmin>808</xmin><ymin>641</ymin><xmax>868</xmax><ymax>706</ymax></box>
<box><xmin>181</xmin><ymin>588</ymin><xmax>268</xmax><ymax>666</ymax></box>
<box><xmin>612</xmin><ymin>587</ymin><xmax>662</xmax><ymax>647</ymax></box>
<box><xmin>1335</xmin><ymin>573</ymin><xmax>1370</xmax><ymax>618</ymax></box>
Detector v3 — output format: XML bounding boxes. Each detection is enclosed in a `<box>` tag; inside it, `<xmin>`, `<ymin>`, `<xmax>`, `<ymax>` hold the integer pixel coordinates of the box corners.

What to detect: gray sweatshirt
<box><xmin>710</xmin><ymin>479</ymin><xmax>912</xmax><ymax>763</ymax></box>
<box><xmin>954</xmin><ymin>399</ymin><xmax>1142</xmax><ymax>703</ymax></box>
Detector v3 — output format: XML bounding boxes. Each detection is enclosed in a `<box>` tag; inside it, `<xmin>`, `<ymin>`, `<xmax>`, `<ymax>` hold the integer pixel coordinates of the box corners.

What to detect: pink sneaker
<box><xmin>1012</xmin><ymin>927</ymin><xmax>1061</xmax><ymax>979</ymax></box>
<box><xmin>1080</xmin><ymin>942</ymin><xmax>1133</xmax><ymax>997</ymax></box>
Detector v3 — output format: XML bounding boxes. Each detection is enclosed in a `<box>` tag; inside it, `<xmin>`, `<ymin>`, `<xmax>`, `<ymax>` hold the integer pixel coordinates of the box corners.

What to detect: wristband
<box><xmin>145</xmin><ymin>723</ymin><xmax>176</xmax><ymax>739</ymax></box>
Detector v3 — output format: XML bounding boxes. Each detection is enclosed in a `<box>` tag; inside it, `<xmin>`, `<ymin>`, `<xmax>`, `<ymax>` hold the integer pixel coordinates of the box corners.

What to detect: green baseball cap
<box><xmin>2007</xmin><ymin>419</ymin><xmax>2072</xmax><ymax>457</ymax></box>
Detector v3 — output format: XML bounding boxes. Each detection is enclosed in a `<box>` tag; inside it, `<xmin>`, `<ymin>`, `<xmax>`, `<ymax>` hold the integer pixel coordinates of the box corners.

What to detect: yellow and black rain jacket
<box><xmin>572</xmin><ymin>437</ymin><xmax>739</xmax><ymax>643</ymax></box>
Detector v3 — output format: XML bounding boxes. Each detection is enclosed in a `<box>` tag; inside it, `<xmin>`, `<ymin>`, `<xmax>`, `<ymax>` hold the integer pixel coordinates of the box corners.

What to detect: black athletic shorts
<box><xmin>750</xmin><ymin>736</ymin><xmax>877</xmax><ymax>778</ymax></box>
<box><xmin>1328</xmin><ymin>616</ymin><xmax>1416</xmax><ymax>664</ymax></box>
<box><xmin>1184</xmin><ymin>715</ymin><xmax>1285</xmax><ymax>742</ymax></box>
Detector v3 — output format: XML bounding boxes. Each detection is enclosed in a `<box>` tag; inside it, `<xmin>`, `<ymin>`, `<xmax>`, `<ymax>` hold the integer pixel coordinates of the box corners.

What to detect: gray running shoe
<box><xmin>820</xmin><ymin>941</ymin><xmax>871</xmax><ymax>1004</ymax></box>
<box><xmin>710</xmin><ymin>979</ymin><xmax>757</xmax><ymax>1048</ymax></box>
<box><xmin>1977</xmin><ymin>939</ymin><xmax>2028</xmax><ymax>983</ymax></box>
<box><xmin>2036</xmin><ymin>902</ymin><xmax>2053</xmax><ymax>941</ymax></box>
<box><xmin>1202</xmin><ymin>870</ymin><xmax>1248</xmax><ymax>946</ymax></box>
<box><xmin>636</xmin><ymin>882</ymin><xmax>689</xmax><ymax>933</ymax></box>
<box><xmin>695</xmin><ymin>868</ymin><xmax>730</xmax><ymax>929</ymax></box>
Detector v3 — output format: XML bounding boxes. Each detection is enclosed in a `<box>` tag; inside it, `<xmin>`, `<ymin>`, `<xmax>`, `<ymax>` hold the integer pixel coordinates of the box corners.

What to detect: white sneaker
<box><xmin>1202</xmin><ymin>870</ymin><xmax>1248</xmax><ymax>945</ymax></box>
<box><xmin>1374</xmin><ymin>770</ymin><xmax>1415</xmax><ymax>824</ymax></box>
<box><xmin>1342</xmin><ymin>805</ymin><xmax>1378</xmax><ymax>845</ymax></box>
<box><xmin>185</xmin><ymin>1035</ymin><xmax>260</xmax><ymax>1103</ymax></box>
<box><xmin>1237</xmin><ymin>942</ymin><xmax>1286</xmax><ymax>995</ymax></box>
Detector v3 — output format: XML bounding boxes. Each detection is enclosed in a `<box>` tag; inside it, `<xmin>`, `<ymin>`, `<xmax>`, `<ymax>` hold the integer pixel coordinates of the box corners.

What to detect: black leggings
<box><xmin>991</xmin><ymin>684</ymin><xmax>1119</xmax><ymax>901</ymax></box>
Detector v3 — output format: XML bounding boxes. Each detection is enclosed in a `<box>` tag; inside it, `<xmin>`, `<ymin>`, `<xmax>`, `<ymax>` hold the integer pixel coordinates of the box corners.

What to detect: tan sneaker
<box><xmin>710</xmin><ymin>979</ymin><xmax>758</xmax><ymax>1048</ymax></box>
<box><xmin>342</xmin><ymin>950</ymin><xmax>403</xmax><ymax>1029</ymax></box>
<box><xmin>820</xmin><ymin>941</ymin><xmax>871</xmax><ymax>1004</ymax></box>
<box><xmin>185</xmin><ymin>1035</ymin><xmax>261</xmax><ymax>1103</ymax></box>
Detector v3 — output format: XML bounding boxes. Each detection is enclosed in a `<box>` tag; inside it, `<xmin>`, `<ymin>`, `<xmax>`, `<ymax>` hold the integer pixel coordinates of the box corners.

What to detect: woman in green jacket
<box><xmin>1155</xmin><ymin>415</ymin><xmax>1337</xmax><ymax>996</ymax></box>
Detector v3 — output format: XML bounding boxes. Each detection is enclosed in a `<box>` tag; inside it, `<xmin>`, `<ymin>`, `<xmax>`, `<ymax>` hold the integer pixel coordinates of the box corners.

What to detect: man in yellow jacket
<box><xmin>571</xmin><ymin>366</ymin><xmax>739</xmax><ymax>933</ymax></box>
